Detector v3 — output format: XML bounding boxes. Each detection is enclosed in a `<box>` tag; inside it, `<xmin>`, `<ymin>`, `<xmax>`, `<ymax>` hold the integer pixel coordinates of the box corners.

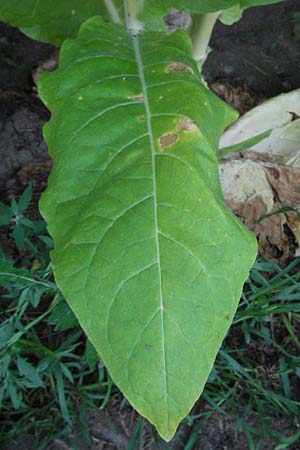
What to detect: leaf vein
<box><xmin>68</xmin><ymin>102</ymin><xmax>143</xmax><ymax>144</ymax></box>
<box><xmin>158</xmin><ymin>231</ymin><xmax>207</xmax><ymax>274</ymax></box>
<box><xmin>132</xmin><ymin>34</ymin><xmax>170</xmax><ymax>429</ymax></box>
<box><xmin>106</xmin><ymin>262</ymin><xmax>158</xmax><ymax>353</ymax></box>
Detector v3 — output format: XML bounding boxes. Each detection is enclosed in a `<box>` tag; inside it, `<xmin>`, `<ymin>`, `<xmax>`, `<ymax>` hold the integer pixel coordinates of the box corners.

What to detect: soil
<box><xmin>0</xmin><ymin>22</ymin><xmax>52</xmax><ymax>198</ymax></box>
<box><xmin>203</xmin><ymin>0</ymin><xmax>300</xmax><ymax>104</ymax></box>
<box><xmin>1</xmin><ymin>2</ymin><xmax>300</xmax><ymax>449</ymax></box>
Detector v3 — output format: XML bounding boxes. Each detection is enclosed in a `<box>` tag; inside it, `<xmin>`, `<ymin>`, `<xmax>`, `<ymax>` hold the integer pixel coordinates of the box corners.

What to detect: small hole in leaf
<box><xmin>166</xmin><ymin>63</ymin><xmax>193</xmax><ymax>73</ymax></box>
<box><xmin>177</xmin><ymin>117</ymin><xmax>197</xmax><ymax>131</ymax></box>
<box><xmin>159</xmin><ymin>133</ymin><xmax>179</xmax><ymax>150</ymax></box>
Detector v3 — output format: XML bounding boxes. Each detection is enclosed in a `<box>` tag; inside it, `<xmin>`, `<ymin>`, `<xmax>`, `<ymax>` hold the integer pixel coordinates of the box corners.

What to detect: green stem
<box><xmin>0</xmin><ymin>272</ymin><xmax>56</xmax><ymax>289</ymax></box>
<box><xmin>124</xmin><ymin>0</ymin><xmax>143</xmax><ymax>33</ymax></box>
<box><xmin>218</xmin><ymin>129</ymin><xmax>272</xmax><ymax>159</ymax></box>
<box><xmin>104</xmin><ymin>0</ymin><xmax>121</xmax><ymax>24</ymax></box>
<box><xmin>191</xmin><ymin>12</ymin><xmax>220</xmax><ymax>63</ymax></box>
<box><xmin>8</xmin><ymin>305</ymin><xmax>55</xmax><ymax>348</ymax></box>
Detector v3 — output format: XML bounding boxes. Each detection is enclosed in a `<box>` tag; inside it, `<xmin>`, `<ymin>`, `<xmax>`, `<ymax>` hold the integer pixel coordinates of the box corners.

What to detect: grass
<box><xmin>0</xmin><ymin>185</ymin><xmax>300</xmax><ymax>449</ymax></box>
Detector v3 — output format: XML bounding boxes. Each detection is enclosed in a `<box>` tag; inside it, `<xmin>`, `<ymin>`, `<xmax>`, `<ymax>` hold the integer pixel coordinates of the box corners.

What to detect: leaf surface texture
<box><xmin>39</xmin><ymin>18</ymin><xmax>257</xmax><ymax>440</ymax></box>
<box><xmin>0</xmin><ymin>0</ymin><xmax>121</xmax><ymax>45</ymax></box>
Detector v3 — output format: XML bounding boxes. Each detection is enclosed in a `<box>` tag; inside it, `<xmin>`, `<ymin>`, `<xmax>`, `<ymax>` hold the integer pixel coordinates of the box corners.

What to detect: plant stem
<box><xmin>104</xmin><ymin>0</ymin><xmax>121</xmax><ymax>24</ymax></box>
<box><xmin>191</xmin><ymin>12</ymin><xmax>220</xmax><ymax>63</ymax></box>
<box><xmin>218</xmin><ymin>129</ymin><xmax>272</xmax><ymax>159</ymax></box>
<box><xmin>124</xmin><ymin>0</ymin><xmax>143</xmax><ymax>33</ymax></box>
<box><xmin>0</xmin><ymin>272</ymin><xmax>56</xmax><ymax>289</ymax></box>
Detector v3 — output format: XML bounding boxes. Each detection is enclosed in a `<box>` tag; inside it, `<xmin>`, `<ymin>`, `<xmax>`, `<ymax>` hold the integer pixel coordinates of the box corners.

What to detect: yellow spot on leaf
<box><xmin>166</xmin><ymin>63</ymin><xmax>193</xmax><ymax>73</ymax></box>
<box><xmin>130</xmin><ymin>95</ymin><xmax>144</xmax><ymax>103</ymax></box>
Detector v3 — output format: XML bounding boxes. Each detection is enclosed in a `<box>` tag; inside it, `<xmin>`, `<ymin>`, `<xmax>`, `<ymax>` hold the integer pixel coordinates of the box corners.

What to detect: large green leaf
<box><xmin>39</xmin><ymin>17</ymin><xmax>257</xmax><ymax>440</ymax></box>
<box><xmin>0</xmin><ymin>0</ymin><xmax>286</xmax><ymax>45</ymax></box>
<box><xmin>141</xmin><ymin>0</ymin><xmax>285</xmax><ymax>31</ymax></box>
<box><xmin>219</xmin><ymin>4</ymin><xmax>243</xmax><ymax>25</ymax></box>
<box><xmin>172</xmin><ymin>0</ymin><xmax>238</xmax><ymax>12</ymax></box>
<box><xmin>0</xmin><ymin>0</ymin><xmax>122</xmax><ymax>46</ymax></box>
<box><xmin>139</xmin><ymin>1</ymin><xmax>169</xmax><ymax>31</ymax></box>
<box><xmin>220</xmin><ymin>0</ymin><xmax>286</xmax><ymax>26</ymax></box>
<box><xmin>140</xmin><ymin>0</ymin><xmax>237</xmax><ymax>30</ymax></box>
<box><xmin>173</xmin><ymin>0</ymin><xmax>285</xmax><ymax>10</ymax></box>
<box><xmin>240</xmin><ymin>0</ymin><xmax>285</xmax><ymax>6</ymax></box>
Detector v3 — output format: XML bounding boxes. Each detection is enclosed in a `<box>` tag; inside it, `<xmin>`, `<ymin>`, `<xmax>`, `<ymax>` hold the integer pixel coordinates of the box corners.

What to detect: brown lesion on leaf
<box><xmin>137</xmin><ymin>115</ymin><xmax>145</xmax><ymax>121</ymax></box>
<box><xmin>129</xmin><ymin>94</ymin><xmax>144</xmax><ymax>103</ymax></box>
<box><xmin>159</xmin><ymin>133</ymin><xmax>179</xmax><ymax>150</ymax></box>
<box><xmin>177</xmin><ymin>117</ymin><xmax>197</xmax><ymax>132</ymax></box>
<box><xmin>166</xmin><ymin>63</ymin><xmax>193</xmax><ymax>73</ymax></box>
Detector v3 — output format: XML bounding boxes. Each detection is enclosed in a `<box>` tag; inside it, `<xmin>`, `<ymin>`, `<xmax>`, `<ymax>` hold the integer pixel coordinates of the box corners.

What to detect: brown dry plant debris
<box><xmin>222</xmin><ymin>157</ymin><xmax>300</xmax><ymax>265</ymax></box>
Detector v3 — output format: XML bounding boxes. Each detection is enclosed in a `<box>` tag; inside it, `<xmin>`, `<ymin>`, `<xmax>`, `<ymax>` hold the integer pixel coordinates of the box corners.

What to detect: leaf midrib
<box><xmin>131</xmin><ymin>33</ymin><xmax>169</xmax><ymax>426</ymax></box>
